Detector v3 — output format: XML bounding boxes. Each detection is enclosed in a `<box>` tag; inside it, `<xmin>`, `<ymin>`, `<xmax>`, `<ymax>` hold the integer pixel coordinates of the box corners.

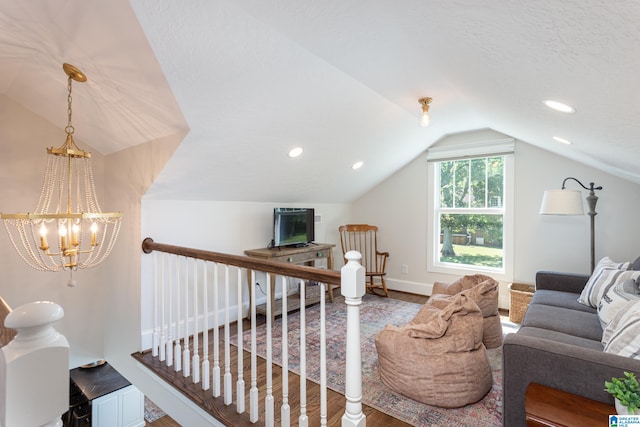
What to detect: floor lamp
<box><xmin>539</xmin><ymin>177</ymin><xmax>603</xmax><ymax>273</ymax></box>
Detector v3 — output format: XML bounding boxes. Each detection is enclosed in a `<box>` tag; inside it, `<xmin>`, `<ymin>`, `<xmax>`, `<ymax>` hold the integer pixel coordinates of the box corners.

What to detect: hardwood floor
<box><xmin>147</xmin><ymin>415</ymin><xmax>179</xmax><ymax>426</ymax></box>
<box><xmin>140</xmin><ymin>290</ymin><xmax>428</xmax><ymax>426</ymax></box>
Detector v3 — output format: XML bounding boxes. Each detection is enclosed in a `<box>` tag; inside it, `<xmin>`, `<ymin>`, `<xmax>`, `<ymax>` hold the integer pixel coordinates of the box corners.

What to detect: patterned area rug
<box><xmin>235</xmin><ymin>295</ymin><xmax>516</xmax><ymax>427</ymax></box>
<box><xmin>144</xmin><ymin>396</ymin><xmax>166</xmax><ymax>423</ymax></box>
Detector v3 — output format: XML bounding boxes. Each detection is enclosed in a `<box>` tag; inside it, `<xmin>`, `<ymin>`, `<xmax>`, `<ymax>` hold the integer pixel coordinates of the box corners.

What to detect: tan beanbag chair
<box><xmin>432</xmin><ymin>274</ymin><xmax>503</xmax><ymax>348</ymax></box>
<box><xmin>375</xmin><ymin>293</ymin><xmax>493</xmax><ymax>408</ymax></box>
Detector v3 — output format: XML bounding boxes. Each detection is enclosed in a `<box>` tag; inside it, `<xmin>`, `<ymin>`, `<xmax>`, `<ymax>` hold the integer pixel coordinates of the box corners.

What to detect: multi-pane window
<box><xmin>435</xmin><ymin>156</ymin><xmax>505</xmax><ymax>270</ymax></box>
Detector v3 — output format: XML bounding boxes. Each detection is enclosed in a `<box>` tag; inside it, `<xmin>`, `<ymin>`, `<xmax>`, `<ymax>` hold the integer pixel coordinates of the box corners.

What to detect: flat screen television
<box><xmin>273</xmin><ymin>208</ymin><xmax>315</xmax><ymax>248</ymax></box>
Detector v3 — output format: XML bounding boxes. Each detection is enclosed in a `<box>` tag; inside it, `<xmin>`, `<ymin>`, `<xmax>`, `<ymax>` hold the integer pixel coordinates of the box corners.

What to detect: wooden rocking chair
<box><xmin>339</xmin><ymin>224</ymin><xmax>389</xmax><ymax>297</ymax></box>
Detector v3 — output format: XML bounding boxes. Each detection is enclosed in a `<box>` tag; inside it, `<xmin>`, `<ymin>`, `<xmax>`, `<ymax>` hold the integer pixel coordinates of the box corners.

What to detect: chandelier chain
<box><xmin>66</xmin><ymin>76</ymin><xmax>74</xmax><ymax>135</ymax></box>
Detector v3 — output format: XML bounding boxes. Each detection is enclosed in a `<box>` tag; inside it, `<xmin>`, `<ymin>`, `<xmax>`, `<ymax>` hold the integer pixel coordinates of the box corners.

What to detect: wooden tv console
<box><xmin>244</xmin><ymin>243</ymin><xmax>335</xmax><ymax>322</ymax></box>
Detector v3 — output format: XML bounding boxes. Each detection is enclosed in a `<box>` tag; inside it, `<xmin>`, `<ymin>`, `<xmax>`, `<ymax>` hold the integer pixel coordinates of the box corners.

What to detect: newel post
<box><xmin>341</xmin><ymin>250</ymin><xmax>366</xmax><ymax>427</ymax></box>
<box><xmin>0</xmin><ymin>301</ymin><xmax>69</xmax><ymax>427</ymax></box>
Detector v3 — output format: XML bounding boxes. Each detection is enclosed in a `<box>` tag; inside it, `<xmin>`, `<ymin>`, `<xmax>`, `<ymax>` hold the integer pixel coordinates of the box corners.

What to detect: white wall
<box><xmin>513</xmin><ymin>140</ymin><xmax>640</xmax><ymax>277</ymax></box>
<box><xmin>141</xmin><ymin>201</ymin><xmax>349</xmax><ymax>256</ymax></box>
<box><xmin>352</xmin><ymin>128</ymin><xmax>640</xmax><ymax>308</ymax></box>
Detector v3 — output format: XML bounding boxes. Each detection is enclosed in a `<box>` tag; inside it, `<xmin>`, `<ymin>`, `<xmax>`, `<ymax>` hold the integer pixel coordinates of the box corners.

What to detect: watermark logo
<box><xmin>610</xmin><ymin>414</ymin><xmax>640</xmax><ymax>426</ymax></box>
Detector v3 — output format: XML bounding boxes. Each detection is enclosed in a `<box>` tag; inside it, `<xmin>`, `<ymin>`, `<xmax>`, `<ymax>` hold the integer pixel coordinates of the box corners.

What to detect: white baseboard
<box><xmin>385</xmin><ymin>277</ymin><xmax>433</xmax><ymax>296</ymax></box>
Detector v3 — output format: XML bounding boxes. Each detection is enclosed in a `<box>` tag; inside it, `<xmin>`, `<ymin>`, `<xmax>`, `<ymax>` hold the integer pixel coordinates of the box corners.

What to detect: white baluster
<box><xmin>249</xmin><ymin>269</ymin><xmax>259</xmax><ymax>423</ymax></box>
<box><xmin>281</xmin><ymin>276</ymin><xmax>290</xmax><ymax>427</ymax></box>
<box><xmin>166</xmin><ymin>254</ymin><xmax>173</xmax><ymax>367</ymax></box>
<box><xmin>298</xmin><ymin>279</ymin><xmax>308</xmax><ymax>427</ymax></box>
<box><xmin>341</xmin><ymin>251</ymin><xmax>366</xmax><ymax>427</ymax></box>
<box><xmin>213</xmin><ymin>263</ymin><xmax>221</xmax><ymax>397</ymax></box>
<box><xmin>236</xmin><ymin>267</ymin><xmax>245</xmax><ymax>414</ymax></box>
<box><xmin>192</xmin><ymin>259</ymin><xmax>201</xmax><ymax>384</ymax></box>
<box><xmin>159</xmin><ymin>253</ymin><xmax>166</xmax><ymax>362</ymax></box>
<box><xmin>152</xmin><ymin>252</ymin><xmax>159</xmax><ymax>358</ymax></box>
<box><xmin>224</xmin><ymin>265</ymin><xmax>233</xmax><ymax>405</ymax></box>
<box><xmin>174</xmin><ymin>256</ymin><xmax>182</xmax><ymax>372</ymax></box>
<box><xmin>183</xmin><ymin>257</ymin><xmax>191</xmax><ymax>378</ymax></box>
<box><xmin>202</xmin><ymin>260</ymin><xmax>210</xmax><ymax>391</ymax></box>
<box><xmin>320</xmin><ymin>282</ymin><xmax>327</xmax><ymax>426</ymax></box>
<box><xmin>265</xmin><ymin>273</ymin><xmax>274</xmax><ymax>427</ymax></box>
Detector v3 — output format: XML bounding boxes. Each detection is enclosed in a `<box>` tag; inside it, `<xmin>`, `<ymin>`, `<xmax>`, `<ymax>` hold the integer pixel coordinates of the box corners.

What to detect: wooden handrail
<box><xmin>141</xmin><ymin>238</ymin><xmax>341</xmax><ymax>286</ymax></box>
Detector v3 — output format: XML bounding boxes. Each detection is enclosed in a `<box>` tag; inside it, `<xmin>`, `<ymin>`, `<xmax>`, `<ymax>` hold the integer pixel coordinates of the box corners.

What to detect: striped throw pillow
<box><xmin>578</xmin><ymin>257</ymin><xmax>633</xmax><ymax>308</ymax></box>
<box><xmin>597</xmin><ymin>279</ymin><xmax>640</xmax><ymax>329</ymax></box>
<box><xmin>603</xmin><ymin>300</ymin><xmax>640</xmax><ymax>357</ymax></box>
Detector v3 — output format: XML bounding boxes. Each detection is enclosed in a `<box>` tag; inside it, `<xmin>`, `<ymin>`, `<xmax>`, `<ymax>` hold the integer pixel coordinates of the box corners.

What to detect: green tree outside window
<box><xmin>437</xmin><ymin>156</ymin><xmax>504</xmax><ymax>268</ymax></box>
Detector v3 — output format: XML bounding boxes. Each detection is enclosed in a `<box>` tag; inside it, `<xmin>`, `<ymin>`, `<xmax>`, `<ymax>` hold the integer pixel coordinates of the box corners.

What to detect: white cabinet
<box><xmin>92</xmin><ymin>384</ymin><xmax>144</xmax><ymax>427</ymax></box>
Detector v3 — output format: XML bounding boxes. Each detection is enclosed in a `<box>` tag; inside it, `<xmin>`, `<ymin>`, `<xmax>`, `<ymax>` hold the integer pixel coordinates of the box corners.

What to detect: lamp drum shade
<box><xmin>539</xmin><ymin>189</ymin><xmax>584</xmax><ymax>215</ymax></box>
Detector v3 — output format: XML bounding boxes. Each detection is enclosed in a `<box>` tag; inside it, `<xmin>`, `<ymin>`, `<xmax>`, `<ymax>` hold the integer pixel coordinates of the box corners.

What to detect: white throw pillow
<box><xmin>603</xmin><ymin>299</ymin><xmax>640</xmax><ymax>357</ymax></box>
<box><xmin>597</xmin><ymin>279</ymin><xmax>640</xmax><ymax>329</ymax></box>
<box><xmin>578</xmin><ymin>257</ymin><xmax>633</xmax><ymax>308</ymax></box>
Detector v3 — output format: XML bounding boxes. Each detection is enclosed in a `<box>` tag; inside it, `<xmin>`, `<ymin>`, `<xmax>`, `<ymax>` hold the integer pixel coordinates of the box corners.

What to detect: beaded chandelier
<box><xmin>1</xmin><ymin>63</ymin><xmax>122</xmax><ymax>286</ymax></box>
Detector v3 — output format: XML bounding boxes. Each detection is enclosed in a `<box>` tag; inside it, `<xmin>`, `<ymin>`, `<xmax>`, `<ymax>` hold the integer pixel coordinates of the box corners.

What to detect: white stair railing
<box><xmin>223</xmin><ymin>265</ymin><xmax>232</xmax><ymax>405</ymax></box>
<box><xmin>174</xmin><ymin>255</ymin><xmax>182</xmax><ymax>372</ymax></box>
<box><xmin>249</xmin><ymin>268</ymin><xmax>259</xmax><ymax>423</ymax></box>
<box><xmin>320</xmin><ymin>281</ymin><xmax>328</xmax><ymax>426</ymax></box>
<box><xmin>166</xmin><ymin>254</ymin><xmax>174</xmax><ymax>367</ymax></box>
<box><xmin>235</xmin><ymin>266</ymin><xmax>245</xmax><ymax>414</ymax></box>
<box><xmin>202</xmin><ymin>260</ymin><xmax>210</xmax><ymax>391</ymax></box>
<box><xmin>213</xmin><ymin>262</ymin><xmax>221</xmax><ymax>397</ymax></box>
<box><xmin>182</xmin><ymin>257</ymin><xmax>190</xmax><ymax>377</ymax></box>
<box><xmin>192</xmin><ymin>259</ymin><xmax>200</xmax><ymax>384</ymax></box>
<box><xmin>265</xmin><ymin>272</ymin><xmax>274</xmax><ymax>427</ymax></box>
<box><xmin>141</xmin><ymin>238</ymin><xmax>364</xmax><ymax>426</ymax></box>
<box><xmin>298</xmin><ymin>280</ymin><xmax>308</xmax><ymax>427</ymax></box>
<box><xmin>281</xmin><ymin>276</ymin><xmax>290</xmax><ymax>427</ymax></box>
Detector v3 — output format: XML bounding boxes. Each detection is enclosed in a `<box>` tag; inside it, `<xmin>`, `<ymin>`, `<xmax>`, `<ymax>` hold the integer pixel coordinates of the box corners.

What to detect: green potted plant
<box><xmin>605</xmin><ymin>371</ymin><xmax>640</xmax><ymax>415</ymax></box>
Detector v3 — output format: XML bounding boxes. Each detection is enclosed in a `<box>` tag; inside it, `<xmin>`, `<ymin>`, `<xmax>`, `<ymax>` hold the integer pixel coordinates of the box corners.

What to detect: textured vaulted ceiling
<box><xmin>2</xmin><ymin>0</ymin><xmax>640</xmax><ymax>203</ymax></box>
<box><xmin>0</xmin><ymin>1</ymin><xmax>187</xmax><ymax>154</ymax></box>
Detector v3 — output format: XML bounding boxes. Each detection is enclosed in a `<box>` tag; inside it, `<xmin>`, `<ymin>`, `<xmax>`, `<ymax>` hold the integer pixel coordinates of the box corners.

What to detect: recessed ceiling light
<box><xmin>553</xmin><ymin>136</ymin><xmax>573</xmax><ymax>145</ymax></box>
<box><xmin>543</xmin><ymin>100</ymin><xmax>576</xmax><ymax>114</ymax></box>
<box><xmin>352</xmin><ymin>161</ymin><xmax>363</xmax><ymax>170</ymax></box>
<box><xmin>288</xmin><ymin>147</ymin><xmax>303</xmax><ymax>158</ymax></box>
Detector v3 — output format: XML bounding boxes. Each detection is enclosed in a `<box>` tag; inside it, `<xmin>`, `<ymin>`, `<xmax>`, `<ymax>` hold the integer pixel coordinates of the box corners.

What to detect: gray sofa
<box><xmin>502</xmin><ymin>270</ymin><xmax>640</xmax><ymax>426</ymax></box>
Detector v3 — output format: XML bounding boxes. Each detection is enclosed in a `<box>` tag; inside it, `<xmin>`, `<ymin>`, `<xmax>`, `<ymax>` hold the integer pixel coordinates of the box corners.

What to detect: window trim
<box><xmin>427</xmin><ymin>148</ymin><xmax>514</xmax><ymax>282</ymax></box>
<box><xmin>426</xmin><ymin>138</ymin><xmax>515</xmax><ymax>162</ymax></box>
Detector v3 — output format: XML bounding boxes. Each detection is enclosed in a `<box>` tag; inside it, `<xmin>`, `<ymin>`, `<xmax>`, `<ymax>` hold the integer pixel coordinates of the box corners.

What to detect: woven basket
<box><xmin>508</xmin><ymin>283</ymin><xmax>535</xmax><ymax>323</ymax></box>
